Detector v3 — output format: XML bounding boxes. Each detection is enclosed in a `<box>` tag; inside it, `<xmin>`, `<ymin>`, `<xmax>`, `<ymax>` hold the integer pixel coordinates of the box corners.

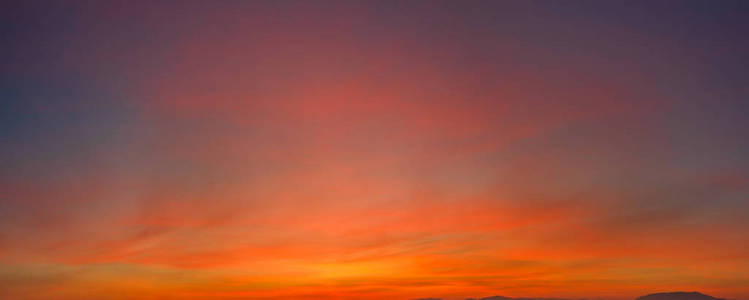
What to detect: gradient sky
<box><xmin>1</xmin><ymin>1</ymin><xmax>749</xmax><ymax>300</ymax></box>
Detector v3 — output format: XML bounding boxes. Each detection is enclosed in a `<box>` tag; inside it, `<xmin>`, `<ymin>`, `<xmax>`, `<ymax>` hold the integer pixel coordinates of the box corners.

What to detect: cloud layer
<box><xmin>1</xmin><ymin>1</ymin><xmax>748</xmax><ymax>299</ymax></box>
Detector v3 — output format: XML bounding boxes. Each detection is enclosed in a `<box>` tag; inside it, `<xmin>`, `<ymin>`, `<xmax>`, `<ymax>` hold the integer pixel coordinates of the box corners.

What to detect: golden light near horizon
<box><xmin>1</xmin><ymin>1</ymin><xmax>748</xmax><ymax>300</ymax></box>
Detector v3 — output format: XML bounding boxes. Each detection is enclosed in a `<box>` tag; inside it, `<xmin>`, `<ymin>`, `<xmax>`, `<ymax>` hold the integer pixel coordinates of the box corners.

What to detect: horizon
<box><xmin>412</xmin><ymin>291</ymin><xmax>731</xmax><ymax>300</ymax></box>
<box><xmin>1</xmin><ymin>1</ymin><xmax>748</xmax><ymax>299</ymax></box>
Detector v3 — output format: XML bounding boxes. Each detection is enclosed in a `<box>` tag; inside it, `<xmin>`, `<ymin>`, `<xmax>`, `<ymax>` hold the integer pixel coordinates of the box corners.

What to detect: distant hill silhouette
<box><xmin>474</xmin><ymin>297</ymin><xmax>571</xmax><ymax>300</ymax></box>
<box><xmin>414</xmin><ymin>291</ymin><xmax>724</xmax><ymax>300</ymax></box>
<box><xmin>637</xmin><ymin>292</ymin><xmax>725</xmax><ymax>300</ymax></box>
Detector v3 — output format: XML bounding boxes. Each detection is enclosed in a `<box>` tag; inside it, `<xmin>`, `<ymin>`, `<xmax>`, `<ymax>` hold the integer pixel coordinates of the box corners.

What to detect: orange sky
<box><xmin>1</xmin><ymin>1</ymin><xmax>748</xmax><ymax>299</ymax></box>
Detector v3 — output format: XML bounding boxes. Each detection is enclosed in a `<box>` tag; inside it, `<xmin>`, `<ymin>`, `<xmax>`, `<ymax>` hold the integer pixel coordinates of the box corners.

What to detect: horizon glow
<box><xmin>1</xmin><ymin>1</ymin><xmax>748</xmax><ymax>300</ymax></box>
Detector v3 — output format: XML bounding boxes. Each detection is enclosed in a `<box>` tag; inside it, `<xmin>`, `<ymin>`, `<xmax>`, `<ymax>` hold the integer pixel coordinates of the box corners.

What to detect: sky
<box><xmin>1</xmin><ymin>1</ymin><xmax>748</xmax><ymax>300</ymax></box>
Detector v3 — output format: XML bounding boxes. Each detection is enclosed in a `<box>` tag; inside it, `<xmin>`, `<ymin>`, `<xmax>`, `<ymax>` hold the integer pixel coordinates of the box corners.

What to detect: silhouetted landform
<box><xmin>415</xmin><ymin>291</ymin><xmax>725</xmax><ymax>300</ymax></box>
<box><xmin>637</xmin><ymin>292</ymin><xmax>725</xmax><ymax>300</ymax></box>
<box><xmin>467</xmin><ymin>297</ymin><xmax>573</xmax><ymax>300</ymax></box>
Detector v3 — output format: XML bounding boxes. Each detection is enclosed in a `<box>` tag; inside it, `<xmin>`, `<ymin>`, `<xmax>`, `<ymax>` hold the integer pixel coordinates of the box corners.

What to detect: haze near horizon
<box><xmin>1</xmin><ymin>1</ymin><xmax>748</xmax><ymax>299</ymax></box>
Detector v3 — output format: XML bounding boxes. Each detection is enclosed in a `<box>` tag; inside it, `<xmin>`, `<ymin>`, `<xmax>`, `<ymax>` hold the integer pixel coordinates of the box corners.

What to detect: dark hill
<box><xmin>415</xmin><ymin>291</ymin><xmax>725</xmax><ymax>300</ymax></box>
<box><xmin>479</xmin><ymin>297</ymin><xmax>570</xmax><ymax>300</ymax></box>
<box><xmin>637</xmin><ymin>292</ymin><xmax>725</xmax><ymax>300</ymax></box>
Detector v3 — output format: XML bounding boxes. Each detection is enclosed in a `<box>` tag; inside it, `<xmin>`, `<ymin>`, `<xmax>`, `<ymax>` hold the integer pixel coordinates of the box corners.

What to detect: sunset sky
<box><xmin>1</xmin><ymin>1</ymin><xmax>748</xmax><ymax>300</ymax></box>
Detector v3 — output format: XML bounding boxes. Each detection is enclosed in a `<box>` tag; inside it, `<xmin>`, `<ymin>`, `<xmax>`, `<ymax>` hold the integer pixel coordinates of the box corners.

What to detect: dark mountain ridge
<box><xmin>468</xmin><ymin>296</ymin><xmax>579</xmax><ymax>300</ymax></box>
<box><xmin>415</xmin><ymin>291</ymin><xmax>727</xmax><ymax>300</ymax></box>
<box><xmin>637</xmin><ymin>292</ymin><xmax>725</xmax><ymax>300</ymax></box>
